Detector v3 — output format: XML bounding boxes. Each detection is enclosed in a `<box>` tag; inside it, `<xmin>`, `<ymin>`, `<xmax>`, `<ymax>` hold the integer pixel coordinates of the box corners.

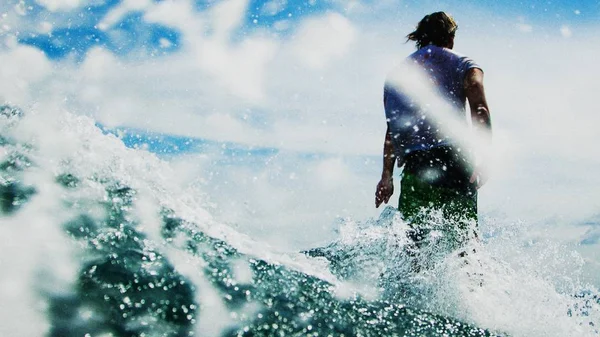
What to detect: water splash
<box><xmin>0</xmin><ymin>106</ymin><xmax>499</xmax><ymax>336</ymax></box>
<box><xmin>308</xmin><ymin>204</ymin><xmax>600</xmax><ymax>336</ymax></box>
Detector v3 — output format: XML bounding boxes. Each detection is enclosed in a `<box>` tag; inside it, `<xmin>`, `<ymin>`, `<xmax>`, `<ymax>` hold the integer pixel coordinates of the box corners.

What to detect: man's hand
<box><xmin>469</xmin><ymin>167</ymin><xmax>488</xmax><ymax>189</ymax></box>
<box><xmin>375</xmin><ymin>176</ymin><xmax>394</xmax><ymax>208</ymax></box>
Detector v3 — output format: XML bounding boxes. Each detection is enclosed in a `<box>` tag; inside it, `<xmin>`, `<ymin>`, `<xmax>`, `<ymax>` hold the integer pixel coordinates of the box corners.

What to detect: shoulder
<box><xmin>385</xmin><ymin>52</ymin><xmax>421</xmax><ymax>82</ymax></box>
<box><xmin>450</xmin><ymin>49</ymin><xmax>482</xmax><ymax>73</ymax></box>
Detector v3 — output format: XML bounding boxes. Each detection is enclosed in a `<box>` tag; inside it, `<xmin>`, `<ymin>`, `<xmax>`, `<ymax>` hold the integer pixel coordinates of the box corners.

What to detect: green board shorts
<box><xmin>399</xmin><ymin>146</ymin><xmax>478</xmax><ymax>250</ymax></box>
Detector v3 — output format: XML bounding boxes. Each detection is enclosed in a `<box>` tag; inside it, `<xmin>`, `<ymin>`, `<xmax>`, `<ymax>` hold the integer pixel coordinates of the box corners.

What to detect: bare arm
<box><xmin>465</xmin><ymin>68</ymin><xmax>491</xmax><ymax>133</ymax></box>
<box><xmin>381</xmin><ymin>126</ymin><xmax>397</xmax><ymax>179</ymax></box>
<box><xmin>464</xmin><ymin>68</ymin><xmax>492</xmax><ymax>187</ymax></box>
<box><xmin>375</xmin><ymin>126</ymin><xmax>398</xmax><ymax>208</ymax></box>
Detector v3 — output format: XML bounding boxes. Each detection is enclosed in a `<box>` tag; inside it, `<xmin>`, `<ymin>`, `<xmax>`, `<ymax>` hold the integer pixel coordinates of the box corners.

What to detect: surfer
<box><xmin>374</xmin><ymin>12</ymin><xmax>492</xmax><ymax>248</ymax></box>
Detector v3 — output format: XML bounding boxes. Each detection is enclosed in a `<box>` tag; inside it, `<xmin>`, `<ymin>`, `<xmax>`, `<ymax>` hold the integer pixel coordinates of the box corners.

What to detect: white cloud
<box><xmin>98</xmin><ymin>0</ymin><xmax>152</xmax><ymax>30</ymax></box>
<box><xmin>80</xmin><ymin>47</ymin><xmax>118</xmax><ymax>80</ymax></box>
<box><xmin>194</xmin><ymin>36</ymin><xmax>278</xmax><ymax>102</ymax></box>
<box><xmin>516</xmin><ymin>23</ymin><xmax>533</xmax><ymax>33</ymax></box>
<box><xmin>34</xmin><ymin>0</ymin><xmax>84</xmax><ymax>12</ymax></box>
<box><xmin>273</xmin><ymin>20</ymin><xmax>291</xmax><ymax>31</ymax></box>
<box><xmin>560</xmin><ymin>25</ymin><xmax>572</xmax><ymax>38</ymax></box>
<box><xmin>39</xmin><ymin>21</ymin><xmax>53</xmax><ymax>33</ymax></box>
<box><xmin>143</xmin><ymin>0</ymin><xmax>199</xmax><ymax>32</ymax></box>
<box><xmin>0</xmin><ymin>45</ymin><xmax>52</xmax><ymax>105</ymax></box>
<box><xmin>159</xmin><ymin>38</ymin><xmax>173</xmax><ymax>48</ymax></box>
<box><xmin>204</xmin><ymin>113</ymin><xmax>248</xmax><ymax>141</ymax></box>
<box><xmin>261</xmin><ymin>0</ymin><xmax>287</xmax><ymax>16</ymax></box>
<box><xmin>292</xmin><ymin>13</ymin><xmax>357</xmax><ymax>69</ymax></box>
<box><xmin>144</xmin><ymin>0</ymin><xmax>276</xmax><ymax>102</ymax></box>
<box><xmin>210</xmin><ymin>0</ymin><xmax>249</xmax><ymax>38</ymax></box>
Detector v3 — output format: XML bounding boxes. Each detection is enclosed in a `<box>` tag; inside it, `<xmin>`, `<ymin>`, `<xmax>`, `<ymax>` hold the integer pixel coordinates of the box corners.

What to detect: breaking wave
<box><xmin>0</xmin><ymin>106</ymin><xmax>598</xmax><ymax>336</ymax></box>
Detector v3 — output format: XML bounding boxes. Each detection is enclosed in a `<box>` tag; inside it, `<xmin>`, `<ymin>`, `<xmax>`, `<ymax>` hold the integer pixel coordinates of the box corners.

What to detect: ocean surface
<box><xmin>1</xmin><ymin>105</ymin><xmax>599</xmax><ymax>336</ymax></box>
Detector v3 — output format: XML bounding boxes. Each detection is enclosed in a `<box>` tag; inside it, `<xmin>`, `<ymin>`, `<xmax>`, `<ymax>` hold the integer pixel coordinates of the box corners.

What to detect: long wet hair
<box><xmin>406</xmin><ymin>12</ymin><xmax>458</xmax><ymax>49</ymax></box>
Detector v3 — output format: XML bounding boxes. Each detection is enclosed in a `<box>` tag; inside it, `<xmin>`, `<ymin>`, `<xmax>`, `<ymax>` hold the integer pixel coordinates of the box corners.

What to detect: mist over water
<box><xmin>1</xmin><ymin>0</ymin><xmax>600</xmax><ymax>336</ymax></box>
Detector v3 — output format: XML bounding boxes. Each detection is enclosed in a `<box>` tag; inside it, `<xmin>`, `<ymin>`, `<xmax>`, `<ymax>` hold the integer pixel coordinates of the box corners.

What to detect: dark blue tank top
<box><xmin>384</xmin><ymin>45</ymin><xmax>481</xmax><ymax>162</ymax></box>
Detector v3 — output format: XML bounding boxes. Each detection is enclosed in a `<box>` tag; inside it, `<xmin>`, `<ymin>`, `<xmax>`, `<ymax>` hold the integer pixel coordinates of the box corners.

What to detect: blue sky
<box><xmin>16</xmin><ymin>0</ymin><xmax>336</xmax><ymax>60</ymax></box>
<box><xmin>11</xmin><ymin>0</ymin><xmax>600</xmax><ymax>64</ymax></box>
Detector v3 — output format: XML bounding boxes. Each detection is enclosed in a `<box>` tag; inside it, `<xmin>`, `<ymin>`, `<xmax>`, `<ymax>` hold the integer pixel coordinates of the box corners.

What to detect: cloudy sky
<box><xmin>1</xmin><ymin>0</ymin><xmax>599</xmax><ymax>254</ymax></box>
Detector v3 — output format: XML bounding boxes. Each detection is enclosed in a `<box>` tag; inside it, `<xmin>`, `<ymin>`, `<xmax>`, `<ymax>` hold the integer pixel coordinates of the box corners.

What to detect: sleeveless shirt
<box><xmin>384</xmin><ymin>45</ymin><xmax>481</xmax><ymax>162</ymax></box>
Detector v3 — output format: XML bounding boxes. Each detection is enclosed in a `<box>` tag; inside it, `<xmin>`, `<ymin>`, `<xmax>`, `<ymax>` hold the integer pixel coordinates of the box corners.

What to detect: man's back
<box><xmin>383</xmin><ymin>45</ymin><xmax>481</xmax><ymax>160</ymax></box>
<box><xmin>408</xmin><ymin>45</ymin><xmax>479</xmax><ymax>110</ymax></box>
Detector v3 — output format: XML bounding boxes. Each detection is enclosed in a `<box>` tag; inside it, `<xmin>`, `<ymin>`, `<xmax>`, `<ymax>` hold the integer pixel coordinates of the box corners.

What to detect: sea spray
<box><xmin>309</xmin><ymin>205</ymin><xmax>600</xmax><ymax>336</ymax></box>
<box><xmin>0</xmin><ymin>106</ymin><xmax>497</xmax><ymax>336</ymax></box>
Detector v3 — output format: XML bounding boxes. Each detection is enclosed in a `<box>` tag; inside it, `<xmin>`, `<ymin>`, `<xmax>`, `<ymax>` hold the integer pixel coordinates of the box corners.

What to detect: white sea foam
<box><xmin>318</xmin><ymin>208</ymin><xmax>600</xmax><ymax>337</ymax></box>
<box><xmin>1</xmin><ymin>108</ymin><xmax>349</xmax><ymax>335</ymax></box>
